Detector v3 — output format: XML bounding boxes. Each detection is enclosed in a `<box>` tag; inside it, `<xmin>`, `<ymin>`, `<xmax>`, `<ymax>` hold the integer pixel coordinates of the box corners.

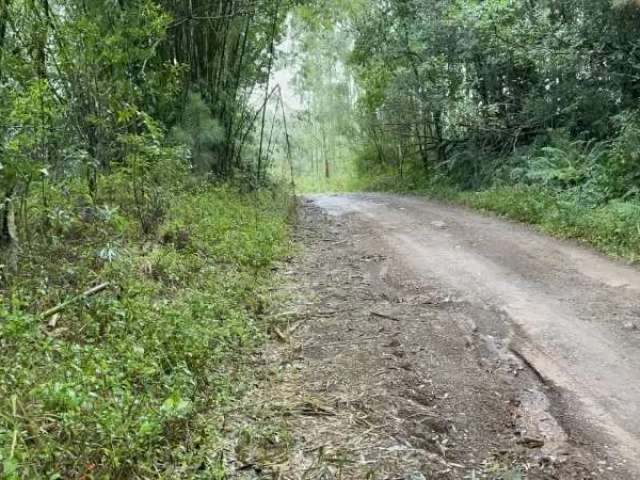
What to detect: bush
<box><xmin>461</xmin><ymin>185</ymin><xmax>559</xmax><ymax>225</ymax></box>
<box><xmin>455</xmin><ymin>186</ymin><xmax>640</xmax><ymax>261</ymax></box>
<box><xmin>0</xmin><ymin>185</ymin><xmax>290</xmax><ymax>478</ymax></box>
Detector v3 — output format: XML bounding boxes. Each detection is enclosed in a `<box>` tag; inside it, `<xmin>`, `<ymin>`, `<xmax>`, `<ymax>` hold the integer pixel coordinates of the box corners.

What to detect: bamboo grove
<box><xmin>0</xmin><ymin>0</ymin><xmax>298</xmax><ymax>277</ymax></box>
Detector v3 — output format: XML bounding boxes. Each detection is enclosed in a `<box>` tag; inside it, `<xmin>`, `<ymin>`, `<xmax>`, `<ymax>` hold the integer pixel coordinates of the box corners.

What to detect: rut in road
<box><xmin>313</xmin><ymin>193</ymin><xmax>640</xmax><ymax>475</ymax></box>
<box><xmin>226</xmin><ymin>195</ymin><xmax>634</xmax><ymax>479</ymax></box>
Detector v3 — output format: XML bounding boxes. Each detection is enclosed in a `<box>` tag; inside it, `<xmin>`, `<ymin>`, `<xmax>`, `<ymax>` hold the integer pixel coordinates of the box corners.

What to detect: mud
<box><xmin>225</xmin><ymin>195</ymin><xmax>632</xmax><ymax>479</ymax></box>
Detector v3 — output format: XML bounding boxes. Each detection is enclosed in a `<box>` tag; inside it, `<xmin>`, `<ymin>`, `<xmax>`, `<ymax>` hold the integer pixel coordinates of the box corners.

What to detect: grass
<box><xmin>455</xmin><ymin>186</ymin><xmax>640</xmax><ymax>261</ymax></box>
<box><xmin>0</xmin><ymin>183</ymin><xmax>292</xmax><ymax>479</ymax></box>
<box><xmin>304</xmin><ymin>164</ymin><xmax>640</xmax><ymax>263</ymax></box>
<box><xmin>292</xmin><ymin>160</ymin><xmax>373</xmax><ymax>194</ymax></box>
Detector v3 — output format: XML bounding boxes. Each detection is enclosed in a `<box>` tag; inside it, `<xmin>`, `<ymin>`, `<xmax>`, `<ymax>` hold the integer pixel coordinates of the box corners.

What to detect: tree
<box><xmin>347</xmin><ymin>0</ymin><xmax>640</xmax><ymax>190</ymax></box>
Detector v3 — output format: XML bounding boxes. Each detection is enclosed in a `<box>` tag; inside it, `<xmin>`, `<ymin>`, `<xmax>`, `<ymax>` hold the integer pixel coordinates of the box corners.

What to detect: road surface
<box><xmin>311</xmin><ymin>193</ymin><xmax>640</xmax><ymax>475</ymax></box>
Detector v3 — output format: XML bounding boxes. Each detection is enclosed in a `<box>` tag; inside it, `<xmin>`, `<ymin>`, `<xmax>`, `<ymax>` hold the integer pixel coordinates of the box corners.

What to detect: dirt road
<box><xmin>313</xmin><ymin>193</ymin><xmax>640</xmax><ymax>474</ymax></box>
<box><xmin>228</xmin><ymin>193</ymin><xmax>640</xmax><ymax>479</ymax></box>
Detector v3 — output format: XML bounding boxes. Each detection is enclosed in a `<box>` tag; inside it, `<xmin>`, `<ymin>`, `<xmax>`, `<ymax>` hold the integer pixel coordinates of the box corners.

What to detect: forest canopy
<box><xmin>346</xmin><ymin>0</ymin><xmax>640</xmax><ymax>193</ymax></box>
<box><xmin>0</xmin><ymin>0</ymin><xmax>299</xmax><ymax>258</ymax></box>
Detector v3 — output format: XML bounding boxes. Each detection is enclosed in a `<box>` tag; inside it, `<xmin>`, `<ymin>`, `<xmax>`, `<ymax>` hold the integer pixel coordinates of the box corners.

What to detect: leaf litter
<box><xmin>222</xmin><ymin>200</ymin><xmax>615</xmax><ymax>479</ymax></box>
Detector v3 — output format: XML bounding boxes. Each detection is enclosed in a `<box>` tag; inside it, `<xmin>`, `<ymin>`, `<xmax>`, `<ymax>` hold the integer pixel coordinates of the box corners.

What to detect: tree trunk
<box><xmin>256</xmin><ymin>0</ymin><xmax>280</xmax><ymax>184</ymax></box>
<box><xmin>0</xmin><ymin>3</ymin><xmax>18</xmax><ymax>282</ymax></box>
<box><xmin>0</xmin><ymin>190</ymin><xmax>19</xmax><ymax>282</ymax></box>
<box><xmin>322</xmin><ymin>126</ymin><xmax>330</xmax><ymax>179</ymax></box>
<box><xmin>0</xmin><ymin>1</ymin><xmax>10</xmax><ymax>72</ymax></box>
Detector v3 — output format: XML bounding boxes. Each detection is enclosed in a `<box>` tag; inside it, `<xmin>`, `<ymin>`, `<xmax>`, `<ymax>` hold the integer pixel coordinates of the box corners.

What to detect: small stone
<box><xmin>431</xmin><ymin>221</ymin><xmax>447</xmax><ymax>229</ymax></box>
<box><xmin>623</xmin><ymin>322</ymin><xmax>638</xmax><ymax>331</ymax></box>
<box><xmin>518</xmin><ymin>436</ymin><xmax>545</xmax><ymax>449</ymax></box>
<box><xmin>385</xmin><ymin>338</ymin><xmax>402</xmax><ymax>348</ymax></box>
<box><xmin>399</xmin><ymin>361</ymin><xmax>413</xmax><ymax>370</ymax></box>
<box><xmin>406</xmin><ymin>473</ymin><xmax>427</xmax><ymax>480</ymax></box>
<box><xmin>464</xmin><ymin>335</ymin><xmax>474</xmax><ymax>348</ymax></box>
<box><xmin>539</xmin><ymin>454</ymin><xmax>557</xmax><ymax>465</ymax></box>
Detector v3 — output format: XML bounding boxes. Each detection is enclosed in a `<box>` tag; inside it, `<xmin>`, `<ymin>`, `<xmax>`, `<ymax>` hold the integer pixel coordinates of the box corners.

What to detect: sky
<box><xmin>272</xmin><ymin>14</ymin><xmax>305</xmax><ymax>113</ymax></box>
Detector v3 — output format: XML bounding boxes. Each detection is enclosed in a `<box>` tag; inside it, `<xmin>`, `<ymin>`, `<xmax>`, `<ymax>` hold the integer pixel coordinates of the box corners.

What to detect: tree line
<box><xmin>346</xmin><ymin>0</ymin><xmax>640</xmax><ymax>197</ymax></box>
<box><xmin>0</xmin><ymin>0</ymin><xmax>298</xmax><ymax>282</ymax></box>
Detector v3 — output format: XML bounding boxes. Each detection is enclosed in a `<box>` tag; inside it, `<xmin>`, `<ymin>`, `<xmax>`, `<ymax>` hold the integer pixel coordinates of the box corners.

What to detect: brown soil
<box><xmin>224</xmin><ymin>195</ymin><xmax>633</xmax><ymax>479</ymax></box>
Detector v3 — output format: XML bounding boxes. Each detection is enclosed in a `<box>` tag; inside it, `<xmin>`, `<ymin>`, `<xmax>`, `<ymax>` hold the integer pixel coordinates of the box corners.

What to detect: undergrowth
<box><xmin>0</xmin><ymin>182</ymin><xmax>291</xmax><ymax>479</ymax></box>
<box><xmin>357</xmin><ymin>172</ymin><xmax>640</xmax><ymax>262</ymax></box>
<box><xmin>457</xmin><ymin>186</ymin><xmax>640</xmax><ymax>261</ymax></box>
<box><xmin>349</xmin><ymin>124</ymin><xmax>640</xmax><ymax>262</ymax></box>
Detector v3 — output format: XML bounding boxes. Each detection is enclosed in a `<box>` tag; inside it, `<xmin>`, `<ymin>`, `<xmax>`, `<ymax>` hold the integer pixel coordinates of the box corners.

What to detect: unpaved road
<box><xmin>311</xmin><ymin>193</ymin><xmax>640</xmax><ymax>475</ymax></box>
<box><xmin>227</xmin><ymin>193</ymin><xmax>640</xmax><ymax>479</ymax></box>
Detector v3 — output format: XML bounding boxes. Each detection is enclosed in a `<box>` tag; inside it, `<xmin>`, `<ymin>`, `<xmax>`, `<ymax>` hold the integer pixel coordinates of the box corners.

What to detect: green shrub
<box><xmin>0</xmin><ymin>185</ymin><xmax>290</xmax><ymax>478</ymax></box>
<box><xmin>448</xmin><ymin>186</ymin><xmax>640</xmax><ymax>261</ymax></box>
<box><xmin>461</xmin><ymin>186</ymin><xmax>559</xmax><ymax>225</ymax></box>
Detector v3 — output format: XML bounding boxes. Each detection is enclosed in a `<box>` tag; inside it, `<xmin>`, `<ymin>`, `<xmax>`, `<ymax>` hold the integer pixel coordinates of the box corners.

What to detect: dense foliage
<box><xmin>0</xmin><ymin>0</ymin><xmax>295</xmax><ymax>266</ymax></box>
<box><xmin>349</xmin><ymin>0</ymin><xmax>640</xmax><ymax>188</ymax></box>
<box><xmin>1</xmin><ymin>185</ymin><xmax>290</xmax><ymax>478</ymax></box>
<box><xmin>0</xmin><ymin>1</ymin><xmax>297</xmax><ymax>477</ymax></box>
<box><xmin>277</xmin><ymin>0</ymin><xmax>640</xmax><ymax>258</ymax></box>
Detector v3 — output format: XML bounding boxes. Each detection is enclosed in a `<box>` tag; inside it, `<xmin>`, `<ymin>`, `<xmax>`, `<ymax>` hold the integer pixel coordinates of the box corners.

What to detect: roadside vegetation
<box><xmin>0</xmin><ymin>1</ymin><xmax>296</xmax><ymax>478</ymax></box>
<box><xmin>1</xmin><ymin>184</ymin><xmax>290</xmax><ymax>478</ymax></box>
<box><xmin>274</xmin><ymin>0</ymin><xmax>640</xmax><ymax>262</ymax></box>
<box><xmin>356</xmin><ymin>124</ymin><xmax>640</xmax><ymax>260</ymax></box>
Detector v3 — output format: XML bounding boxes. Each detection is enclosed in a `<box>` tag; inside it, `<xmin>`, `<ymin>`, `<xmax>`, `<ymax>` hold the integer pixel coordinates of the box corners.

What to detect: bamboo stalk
<box><xmin>41</xmin><ymin>283</ymin><xmax>111</xmax><ymax>319</ymax></box>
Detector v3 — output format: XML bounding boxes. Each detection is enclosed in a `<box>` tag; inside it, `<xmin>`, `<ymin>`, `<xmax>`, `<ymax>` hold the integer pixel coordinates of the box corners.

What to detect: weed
<box><xmin>0</xmin><ymin>184</ymin><xmax>290</xmax><ymax>478</ymax></box>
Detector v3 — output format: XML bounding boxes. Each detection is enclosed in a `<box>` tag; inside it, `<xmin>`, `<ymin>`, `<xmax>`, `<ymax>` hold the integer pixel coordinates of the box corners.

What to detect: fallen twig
<box><xmin>272</xmin><ymin>326</ymin><xmax>288</xmax><ymax>342</ymax></box>
<box><xmin>41</xmin><ymin>283</ymin><xmax>111</xmax><ymax>319</ymax></box>
<box><xmin>370</xmin><ymin>311</ymin><xmax>401</xmax><ymax>322</ymax></box>
<box><xmin>287</xmin><ymin>319</ymin><xmax>307</xmax><ymax>335</ymax></box>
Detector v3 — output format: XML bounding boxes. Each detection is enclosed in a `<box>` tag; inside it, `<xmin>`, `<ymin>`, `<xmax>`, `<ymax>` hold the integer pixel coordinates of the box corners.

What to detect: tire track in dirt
<box><xmin>225</xmin><ymin>198</ymin><xmax>621</xmax><ymax>479</ymax></box>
